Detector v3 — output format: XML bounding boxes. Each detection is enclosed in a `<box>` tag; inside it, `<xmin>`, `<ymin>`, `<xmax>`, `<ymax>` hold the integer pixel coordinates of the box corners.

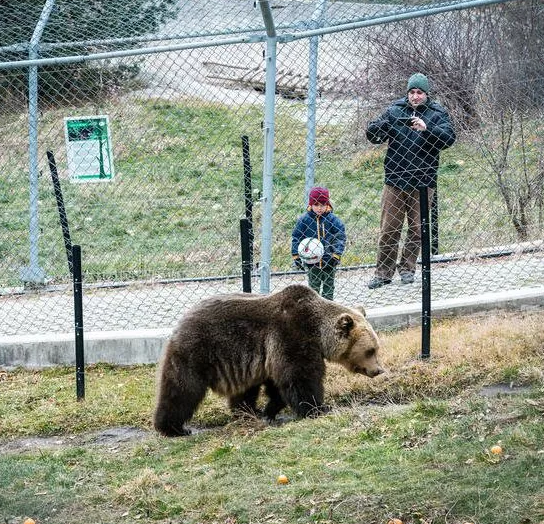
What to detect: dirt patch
<box><xmin>478</xmin><ymin>383</ymin><xmax>532</xmax><ymax>397</ymax></box>
<box><xmin>0</xmin><ymin>426</ymin><xmax>151</xmax><ymax>454</ymax></box>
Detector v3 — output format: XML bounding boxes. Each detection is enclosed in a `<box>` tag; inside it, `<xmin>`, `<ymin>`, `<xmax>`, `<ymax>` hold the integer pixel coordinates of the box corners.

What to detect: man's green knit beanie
<box><xmin>407</xmin><ymin>73</ymin><xmax>429</xmax><ymax>93</ymax></box>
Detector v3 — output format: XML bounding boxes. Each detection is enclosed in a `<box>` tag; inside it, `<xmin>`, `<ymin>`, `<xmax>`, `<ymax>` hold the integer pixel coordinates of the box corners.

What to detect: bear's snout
<box><xmin>366</xmin><ymin>365</ymin><xmax>385</xmax><ymax>378</ymax></box>
<box><xmin>350</xmin><ymin>362</ymin><xmax>384</xmax><ymax>377</ymax></box>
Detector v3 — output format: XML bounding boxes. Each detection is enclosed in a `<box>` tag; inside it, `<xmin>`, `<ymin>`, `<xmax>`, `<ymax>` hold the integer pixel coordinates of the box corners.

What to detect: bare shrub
<box><xmin>354</xmin><ymin>8</ymin><xmax>495</xmax><ymax>130</ymax></box>
<box><xmin>475</xmin><ymin>108</ymin><xmax>544</xmax><ymax>241</ymax></box>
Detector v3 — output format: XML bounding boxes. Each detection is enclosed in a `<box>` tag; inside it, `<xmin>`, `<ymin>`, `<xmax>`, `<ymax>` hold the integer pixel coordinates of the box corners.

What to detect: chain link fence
<box><xmin>0</xmin><ymin>0</ymin><xmax>543</xmax><ymax>337</ymax></box>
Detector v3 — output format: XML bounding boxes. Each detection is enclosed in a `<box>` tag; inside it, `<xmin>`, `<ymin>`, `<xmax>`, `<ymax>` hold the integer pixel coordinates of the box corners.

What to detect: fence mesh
<box><xmin>0</xmin><ymin>0</ymin><xmax>543</xmax><ymax>337</ymax></box>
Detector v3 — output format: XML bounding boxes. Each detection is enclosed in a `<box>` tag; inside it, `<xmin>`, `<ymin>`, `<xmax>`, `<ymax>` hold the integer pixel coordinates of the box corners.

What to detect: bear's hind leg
<box><xmin>154</xmin><ymin>376</ymin><xmax>207</xmax><ymax>437</ymax></box>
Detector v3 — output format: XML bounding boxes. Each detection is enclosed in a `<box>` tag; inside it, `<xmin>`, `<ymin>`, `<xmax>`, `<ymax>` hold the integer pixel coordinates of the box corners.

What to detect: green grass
<box><xmin>1</xmin><ymin>96</ymin><xmax>541</xmax><ymax>287</ymax></box>
<box><xmin>0</xmin><ymin>310</ymin><xmax>543</xmax><ymax>524</ymax></box>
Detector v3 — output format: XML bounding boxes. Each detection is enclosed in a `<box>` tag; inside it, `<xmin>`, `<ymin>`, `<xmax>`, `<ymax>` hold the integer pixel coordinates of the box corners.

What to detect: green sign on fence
<box><xmin>64</xmin><ymin>115</ymin><xmax>115</xmax><ymax>182</ymax></box>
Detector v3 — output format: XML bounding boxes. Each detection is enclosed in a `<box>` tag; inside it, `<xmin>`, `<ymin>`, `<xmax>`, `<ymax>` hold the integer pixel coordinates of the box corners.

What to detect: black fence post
<box><xmin>240</xmin><ymin>218</ymin><xmax>252</xmax><ymax>293</ymax></box>
<box><xmin>431</xmin><ymin>188</ymin><xmax>439</xmax><ymax>255</ymax></box>
<box><xmin>241</xmin><ymin>135</ymin><xmax>254</xmax><ymax>266</ymax></box>
<box><xmin>419</xmin><ymin>187</ymin><xmax>432</xmax><ymax>359</ymax></box>
<box><xmin>72</xmin><ymin>244</ymin><xmax>85</xmax><ymax>400</ymax></box>
<box><xmin>47</xmin><ymin>150</ymin><xmax>73</xmax><ymax>275</ymax></box>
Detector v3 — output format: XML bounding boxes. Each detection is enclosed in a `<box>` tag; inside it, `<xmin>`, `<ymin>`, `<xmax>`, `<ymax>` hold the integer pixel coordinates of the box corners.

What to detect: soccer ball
<box><xmin>297</xmin><ymin>237</ymin><xmax>324</xmax><ymax>264</ymax></box>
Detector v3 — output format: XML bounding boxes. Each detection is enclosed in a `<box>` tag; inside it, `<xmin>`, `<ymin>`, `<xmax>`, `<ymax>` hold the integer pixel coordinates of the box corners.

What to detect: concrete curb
<box><xmin>1</xmin><ymin>287</ymin><xmax>543</xmax><ymax>369</ymax></box>
<box><xmin>366</xmin><ymin>286</ymin><xmax>544</xmax><ymax>330</ymax></box>
<box><xmin>0</xmin><ymin>328</ymin><xmax>171</xmax><ymax>369</ymax></box>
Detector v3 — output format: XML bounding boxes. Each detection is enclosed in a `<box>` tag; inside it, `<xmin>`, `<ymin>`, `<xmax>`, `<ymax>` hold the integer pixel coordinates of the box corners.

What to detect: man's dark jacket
<box><xmin>366</xmin><ymin>97</ymin><xmax>456</xmax><ymax>190</ymax></box>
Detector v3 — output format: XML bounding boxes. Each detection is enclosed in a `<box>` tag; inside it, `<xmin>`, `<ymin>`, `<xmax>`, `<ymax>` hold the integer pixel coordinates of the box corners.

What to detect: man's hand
<box><xmin>411</xmin><ymin>116</ymin><xmax>427</xmax><ymax>131</ymax></box>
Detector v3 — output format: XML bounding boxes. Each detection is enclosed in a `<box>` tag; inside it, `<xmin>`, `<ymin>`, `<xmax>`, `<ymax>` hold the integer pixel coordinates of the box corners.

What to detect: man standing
<box><xmin>366</xmin><ymin>73</ymin><xmax>456</xmax><ymax>289</ymax></box>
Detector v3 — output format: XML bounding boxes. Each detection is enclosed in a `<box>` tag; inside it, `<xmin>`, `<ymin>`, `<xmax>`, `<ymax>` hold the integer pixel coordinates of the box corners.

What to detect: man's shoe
<box><xmin>367</xmin><ymin>277</ymin><xmax>392</xmax><ymax>290</ymax></box>
<box><xmin>400</xmin><ymin>272</ymin><xmax>415</xmax><ymax>284</ymax></box>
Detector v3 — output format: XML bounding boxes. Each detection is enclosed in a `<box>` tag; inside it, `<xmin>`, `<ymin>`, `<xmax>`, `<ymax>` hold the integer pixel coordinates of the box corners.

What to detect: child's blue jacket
<box><xmin>291</xmin><ymin>209</ymin><xmax>346</xmax><ymax>265</ymax></box>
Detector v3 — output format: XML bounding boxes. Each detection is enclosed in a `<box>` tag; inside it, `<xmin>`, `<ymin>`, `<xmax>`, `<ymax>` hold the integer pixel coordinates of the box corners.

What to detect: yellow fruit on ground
<box><xmin>276</xmin><ymin>474</ymin><xmax>289</xmax><ymax>484</ymax></box>
<box><xmin>23</xmin><ymin>519</ymin><xmax>36</xmax><ymax>524</ymax></box>
<box><xmin>490</xmin><ymin>445</ymin><xmax>503</xmax><ymax>454</ymax></box>
<box><xmin>387</xmin><ymin>519</ymin><xmax>403</xmax><ymax>524</ymax></box>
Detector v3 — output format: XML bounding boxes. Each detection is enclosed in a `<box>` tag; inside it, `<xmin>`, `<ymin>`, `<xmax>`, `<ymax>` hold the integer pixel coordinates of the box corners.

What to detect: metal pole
<box><xmin>47</xmin><ymin>151</ymin><xmax>73</xmax><ymax>275</ymax></box>
<box><xmin>72</xmin><ymin>244</ymin><xmax>85</xmax><ymax>400</ymax></box>
<box><xmin>241</xmin><ymin>135</ymin><xmax>254</xmax><ymax>266</ymax></box>
<box><xmin>278</xmin><ymin>0</ymin><xmax>517</xmax><ymax>42</ymax></box>
<box><xmin>258</xmin><ymin>0</ymin><xmax>277</xmax><ymax>294</ymax></box>
<box><xmin>240</xmin><ymin>218</ymin><xmax>252</xmax><ymax>293</ymax></box>
<box><xmin>242</xmin><ymin>136</ymin><xmax>253</xmax><ymax>224</ymax></box>
<box><xmin>419</xmin><ymin>187</ymin><xmax>431</xmax><ymax>359</ymax></box>
<box><xmin>431</xmin><ymin>188</ymin><xmax>439</xmax><ymax>255</ymax></box>
<box><xmin>304</xmin><ymin>0</ymin><xmax>329</xmax><ymax>205</ymax></box>
<box><xmin>20</xmin><ymin>0</ymin><xmax>55</xmax><ymax>285</ymax></box>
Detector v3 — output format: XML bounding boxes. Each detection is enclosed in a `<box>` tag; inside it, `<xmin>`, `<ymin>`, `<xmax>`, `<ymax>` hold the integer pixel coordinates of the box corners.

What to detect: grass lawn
<box><xmin>2</xmin><ymin>96</ymin><xmax>539</xmax><ymax>287</ymax></box>
<box><xmin>0</xmin><ymin>310</ymin><xmax>543</xmax><ymax>524</ymax></box>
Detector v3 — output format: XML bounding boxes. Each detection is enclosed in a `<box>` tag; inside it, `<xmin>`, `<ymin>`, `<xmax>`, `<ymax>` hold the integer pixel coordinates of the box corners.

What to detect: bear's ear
<box><xmin>353</xmin><ymin>305</ymin><xmax>366</xmax><ymax>317</ymax></box>
<box><xmin>336</xmin><ymin>313</ymin><xmax>355</xmax><ymax>337</ymax></box>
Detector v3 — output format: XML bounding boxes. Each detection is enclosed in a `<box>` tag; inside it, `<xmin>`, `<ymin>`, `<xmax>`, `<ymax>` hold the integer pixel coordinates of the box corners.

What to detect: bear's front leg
<box><xmin>277</xmin><ymin>374</ymin><xmax>326</xmax><ymax>418</ymax></box>
<box><xmin>229</xmin><ymin>385</ymin><xmax>262</xmax><ymax>416</ymax></box>
<box><xmin>263</xmin><ymin>380</ymin><xmax>287</xmax><ymax>420</ymax></box>
<box><xmin>153</xmin><ymin>412</ymin><xmax>192</xmax><ymax>437</ymax></box>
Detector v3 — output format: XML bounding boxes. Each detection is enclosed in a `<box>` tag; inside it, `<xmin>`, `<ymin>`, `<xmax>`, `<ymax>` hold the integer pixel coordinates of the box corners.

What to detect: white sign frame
<box><xmin>64</xmin><ymin>115</ymin><xmax>115</xmax><ymax>183</ymax></box>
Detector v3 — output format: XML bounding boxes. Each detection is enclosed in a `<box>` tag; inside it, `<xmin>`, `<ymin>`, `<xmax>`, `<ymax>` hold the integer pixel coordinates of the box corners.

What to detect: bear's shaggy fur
<box><xmin>153</xmin><ymin>284</ymin><xmax>384</xmax><ymax>436</ymax></box>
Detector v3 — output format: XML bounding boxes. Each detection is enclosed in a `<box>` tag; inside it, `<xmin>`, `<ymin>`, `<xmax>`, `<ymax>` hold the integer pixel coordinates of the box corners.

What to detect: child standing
<box><xmin>291</xmin><ymin>187</ymin><xmax>346</xmax><ymax>300</ymax></box>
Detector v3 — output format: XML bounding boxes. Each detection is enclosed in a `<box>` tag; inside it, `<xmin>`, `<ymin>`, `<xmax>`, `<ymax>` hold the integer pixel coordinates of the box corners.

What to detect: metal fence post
<box><xmin>20</xmin><ymin>0</ymin><xmax>55</xmax><ymax>285</ymax></box>
<box><xmin>258</xmin><ymin>0</ymin><xmax>277</xmax><ymax>294</ymax></box>
<box><xmin>241</xmin><ymin>135</ymin><xmax>254</xmax><ymax>266</ymax></box>
<box><xmin>72</xmin><ymin>244</ymin><xmax>85</xmax><ymax>400</ymax></box>
<box><xmin>240</xmin><ymin>218</ymin><xmax>252</xmax><ymax>293</ymax></box>
<box><xmin>431</xmin><ymin>188</ymin><xmax>439</xmax><ymax>255</ymax></box>
<box><xmin>47</xmin><ymin>150</ymin><xmax>73</xmax><ymax>275</ymax></box>
<box><xmin>420</xmin><ymin>187</ymin><xmax>431</xmax><ymax>359</ymax></box>
<box><xmin>304</xmin><ymin>0</ymin><xmax>329</xmax><ymax>204</ymax></box>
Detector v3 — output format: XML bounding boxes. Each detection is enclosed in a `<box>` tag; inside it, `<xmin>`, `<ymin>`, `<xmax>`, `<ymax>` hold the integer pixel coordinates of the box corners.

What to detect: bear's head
<box><xmin>332</xmin><ymin>312</ymin><xmax>384</xmax><ymax>378</ymax></box>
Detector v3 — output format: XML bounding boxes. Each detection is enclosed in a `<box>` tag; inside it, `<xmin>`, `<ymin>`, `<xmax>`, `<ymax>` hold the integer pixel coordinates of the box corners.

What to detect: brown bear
<box><xmin>153</xmin><ymin>284</ymin><xmax>384</xmax><ymax>437</ymax></box>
